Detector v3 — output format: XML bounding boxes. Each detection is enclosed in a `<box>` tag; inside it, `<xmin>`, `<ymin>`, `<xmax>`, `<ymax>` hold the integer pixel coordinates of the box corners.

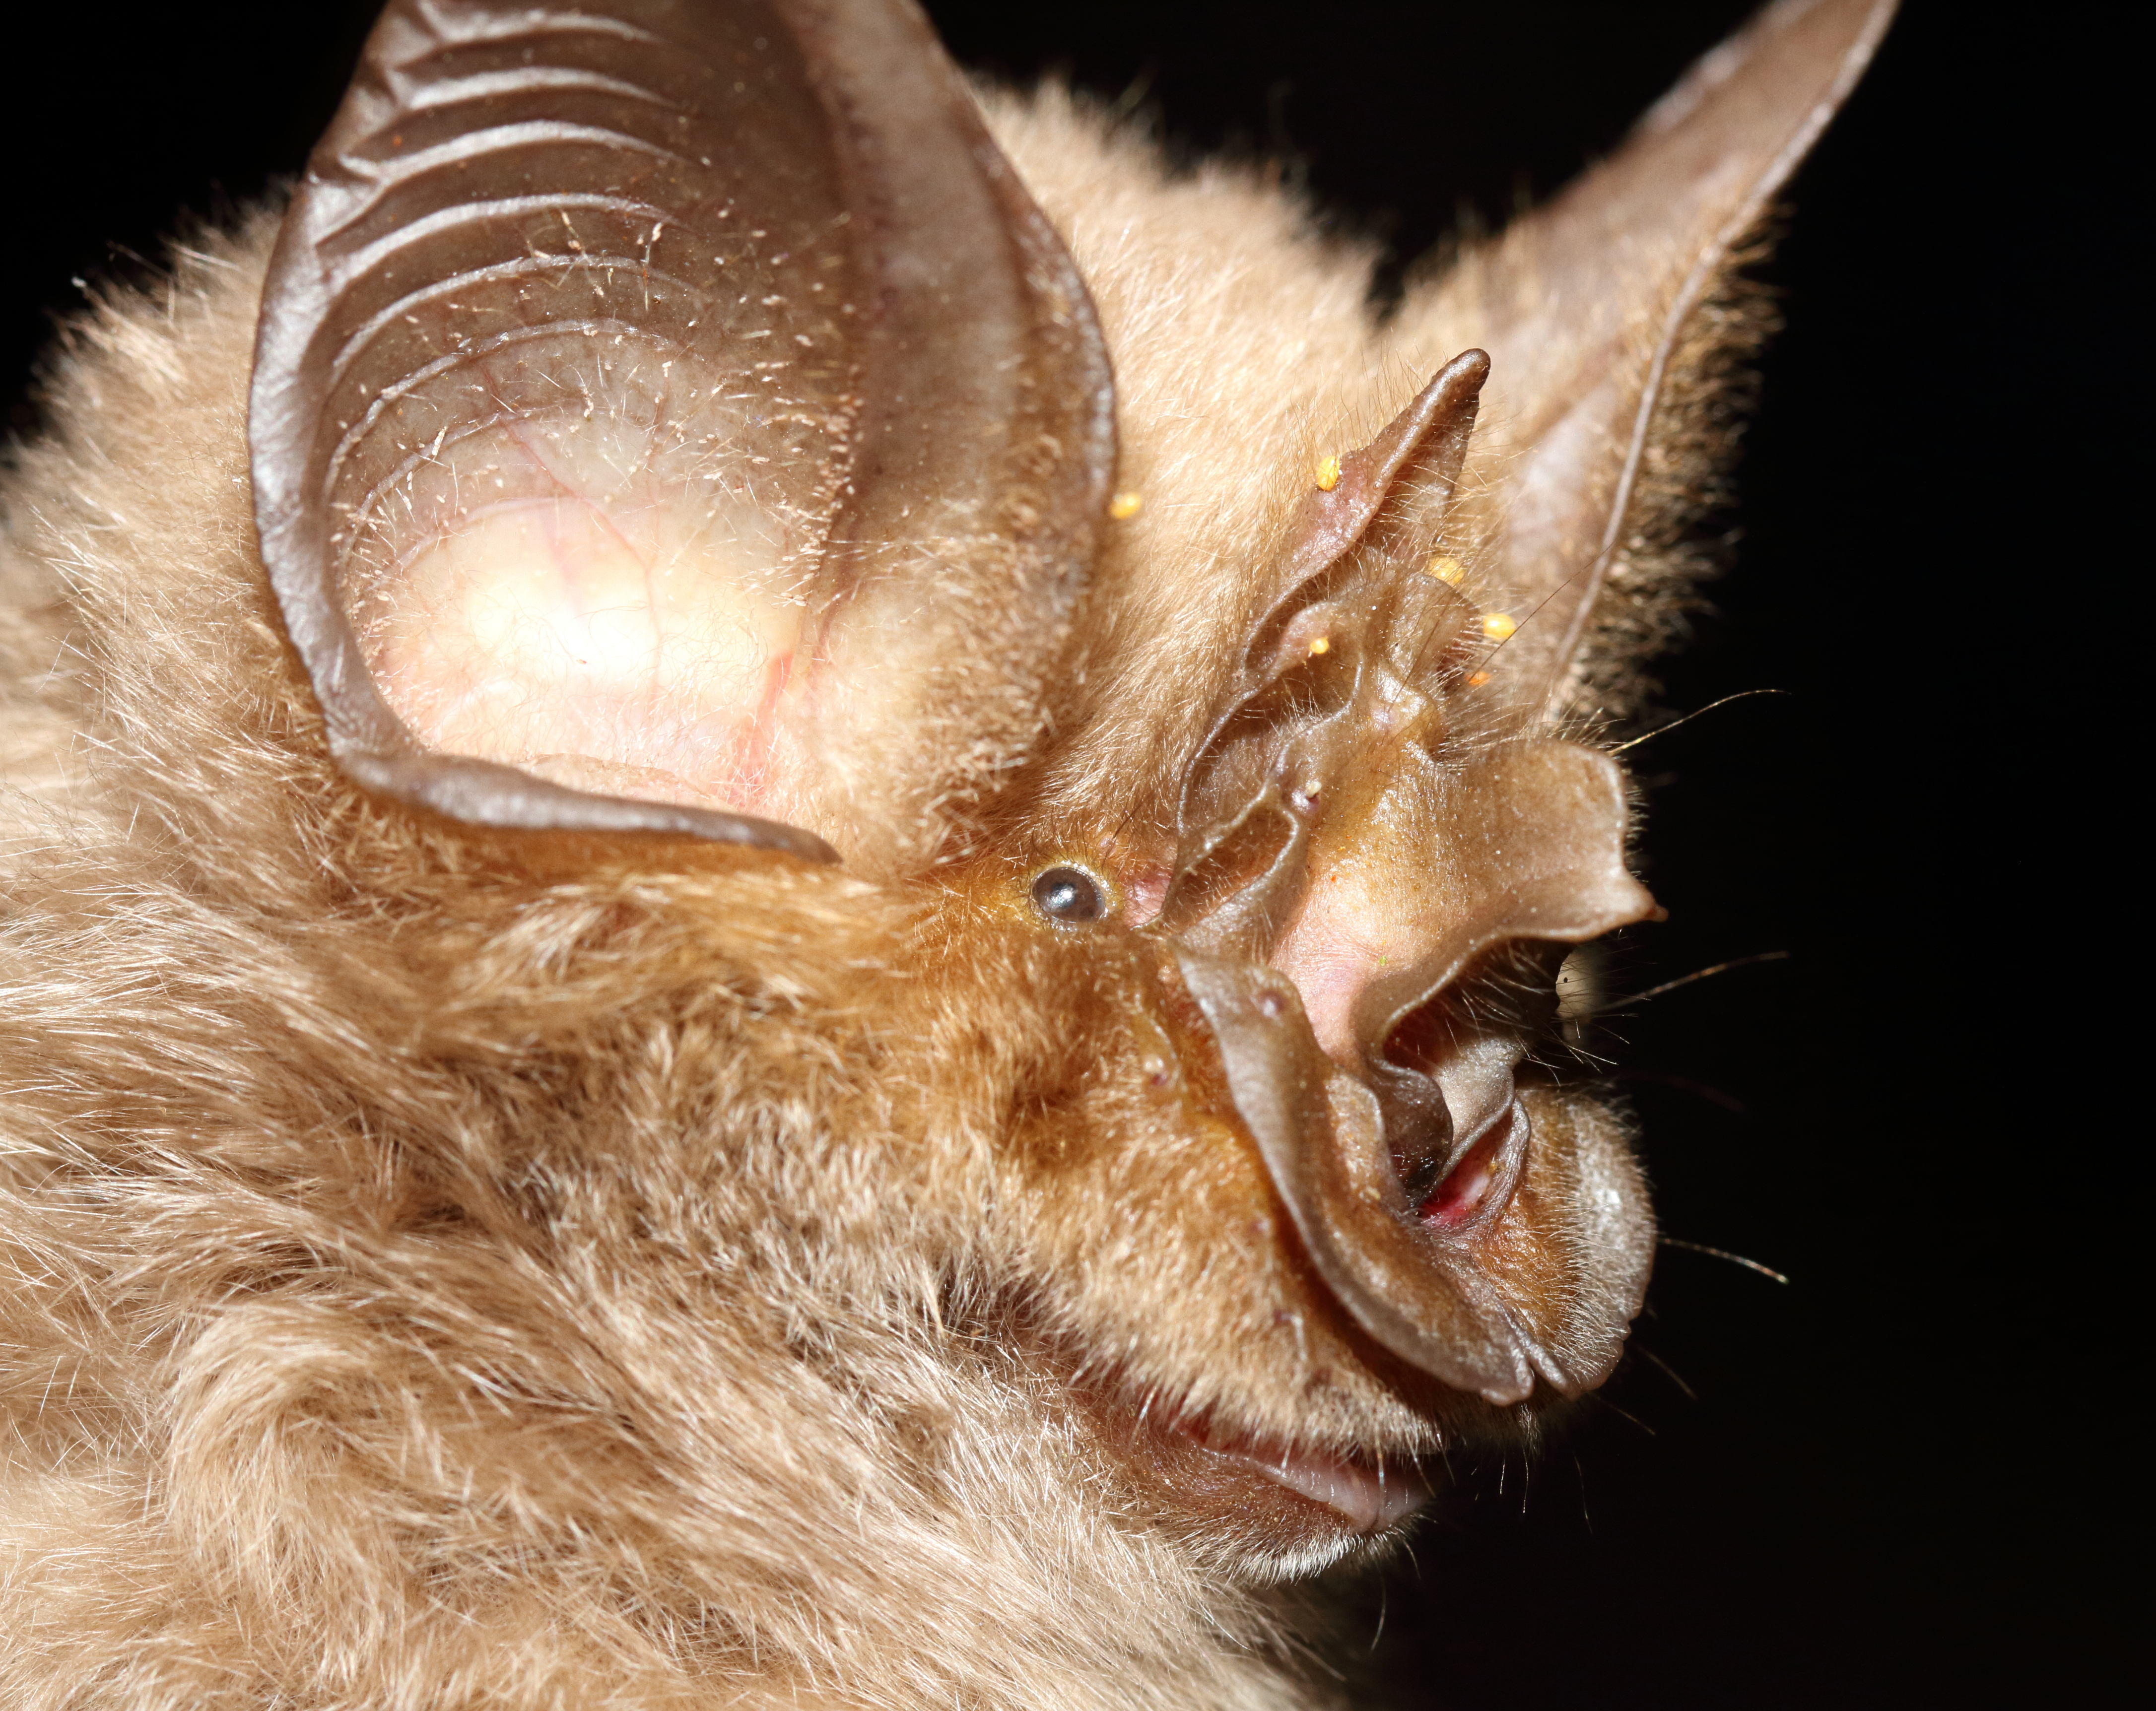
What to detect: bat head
<box><xmin>227</xmin><ymin>0</ymin><xmax>1898</xmax><ymax>1572</ymax></box>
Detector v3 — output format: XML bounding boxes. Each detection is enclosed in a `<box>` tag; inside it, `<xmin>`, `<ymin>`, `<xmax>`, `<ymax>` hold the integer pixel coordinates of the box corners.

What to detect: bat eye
<box><xmin>1030</xmin><ymin>864</ymin><xmax>1108</xmax><ymax>925</ymax></box>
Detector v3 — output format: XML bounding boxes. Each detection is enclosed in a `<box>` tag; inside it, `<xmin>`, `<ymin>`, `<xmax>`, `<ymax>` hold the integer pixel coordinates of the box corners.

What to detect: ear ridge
<box><xmin>776</xmin><ymin>0</ymin><xmax>1116</xmax><ymax>862</ymax></box>
<box><xmin>250</xmin><ymin>0</ymin><xmax>1114</xmax><ymax>868</ymax></box>
<box><xmin>1399</xmin><ymin>0</ymin><xmax>1898</xmax><ymax>724</ymax></box>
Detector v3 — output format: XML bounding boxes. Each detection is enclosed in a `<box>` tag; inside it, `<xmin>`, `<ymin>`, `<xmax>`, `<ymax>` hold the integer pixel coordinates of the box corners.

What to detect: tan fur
<box><xmin>0</xmin><ymin>89</ymin><xmax>1773</xmax><ymax>1711</ymax></box>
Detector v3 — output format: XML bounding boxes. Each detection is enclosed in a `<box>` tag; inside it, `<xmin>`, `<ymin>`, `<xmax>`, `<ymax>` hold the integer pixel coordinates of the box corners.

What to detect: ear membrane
<box><xmin>251</xmin><ymin>0</ymin><xmax>1114</xmax><ymax>866</ymax></box>
<box><xmin>1401</xmin><ymin>0</ymin><xmax>1897</xmax><ymax>724</ymax></box>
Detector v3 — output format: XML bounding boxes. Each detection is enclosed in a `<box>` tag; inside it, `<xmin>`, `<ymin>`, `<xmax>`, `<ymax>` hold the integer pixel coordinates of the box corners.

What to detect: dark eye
<box><xmin>1029</xmin><ymin>864</ymin><xmax>1107</xmax><ymax>924</ymax></box>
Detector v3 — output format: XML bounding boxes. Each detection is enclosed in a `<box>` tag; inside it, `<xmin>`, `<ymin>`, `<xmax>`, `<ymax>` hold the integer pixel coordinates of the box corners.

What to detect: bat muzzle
<box><xmin>1164</xmin><ymin>944</ymin><xmax>1557</xmax><ymax>1405</ymax></box>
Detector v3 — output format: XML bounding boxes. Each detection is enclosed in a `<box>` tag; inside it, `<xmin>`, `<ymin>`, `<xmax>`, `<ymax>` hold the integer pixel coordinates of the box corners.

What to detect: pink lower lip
<box><xmin>1185</xmin><ymin>1425</ymin><xmax>1428</xmax><ymax>1534</ymax></box>
<box><xmin>1421</xmin><ymin>1129</ymin><xmax>1502</xmax><ymax>1225</ymax></box>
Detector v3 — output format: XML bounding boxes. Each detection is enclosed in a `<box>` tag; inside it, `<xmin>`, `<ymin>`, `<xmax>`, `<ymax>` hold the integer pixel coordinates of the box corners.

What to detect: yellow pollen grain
<box><xmin>1313</xmin><ymin>454</ymin><xmax>1342</xmax><ymax>491</ymax></box>
<box><xmin>1108</xmin><ymin>491</ymin><xmax>1144</xmax><ymax>520</ymax></box>
<box><xmin>1425</xmin><ymin>555</ymin><xmax>1465</xmax><ymax>585</ymax></box>
<box><xmin>1307</xmin><ymin>636</ymin><xmax>1330</xmax><ymax>656</ymax></box>
<box><xmin>1481</xmin><ymin>612</ymin><xmax>1517</xmax><ymax>641</ymax></box>
<box><xmin>1466</xmin><ymin>670</ymin><xmax>1492</xmax><ymax>687</ymax></box>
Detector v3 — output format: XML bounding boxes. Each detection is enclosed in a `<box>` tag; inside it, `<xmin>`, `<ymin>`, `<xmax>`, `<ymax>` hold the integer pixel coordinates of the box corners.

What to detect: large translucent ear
<box><xmin>250</xmin><ymin>0</ymin><xmax>1114</xmax><ymax>868</ymax></box>
<box><xmin>1399</xmin><ymin>0</ymin><xmax>1896</xmax><ymax>724</ymax></box>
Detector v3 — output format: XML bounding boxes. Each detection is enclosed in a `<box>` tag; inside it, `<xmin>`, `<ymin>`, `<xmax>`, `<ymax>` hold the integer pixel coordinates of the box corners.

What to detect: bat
<box><xmin>0</xmin><ymin>2</ymin><xmax>1895</xmax><ymax>1705</ymax></box>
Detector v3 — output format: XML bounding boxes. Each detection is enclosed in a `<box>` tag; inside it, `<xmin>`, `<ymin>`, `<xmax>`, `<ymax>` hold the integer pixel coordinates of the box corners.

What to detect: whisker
<box><xmin>1473</xmin><ymin>556</ymin><xmax>1591</xmax><ymax>673</ymax></box>
<box><xmin>1609</xmin><ymin>1070</ymin><xmax>1748</xmax><ymax>1115</ymax></box>
<box><xmin>1593</xmin><ymin>950</ymin><xmax>1789</xmax><ymax>1013</ymax></box>
<box><xmin>1596</xmin><ymin>1397</ymin><xmax>1654</xmax><ymax>1438</ymax></box>
<box><xmin>1632</xmin><ymin>1343</ymin><xmax>1699</xmax><ymax>1401</ymax></box>
<box><xmin>1607</xmin><ymin>688</ymin><xmax>1790</xmax><ymax>753</ymax></box>
<box><xmin>1658</xmin><ymin>1236</ymin><xmax>1789</xmax><ymax>1285</ymax></box>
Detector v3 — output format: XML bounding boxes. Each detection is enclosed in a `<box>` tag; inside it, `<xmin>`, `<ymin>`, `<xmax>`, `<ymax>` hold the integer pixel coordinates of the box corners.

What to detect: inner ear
<box><xmin>251</xmin><ymin>0</ymin><xmax>1113</xmax><ymax>866</ymax></box>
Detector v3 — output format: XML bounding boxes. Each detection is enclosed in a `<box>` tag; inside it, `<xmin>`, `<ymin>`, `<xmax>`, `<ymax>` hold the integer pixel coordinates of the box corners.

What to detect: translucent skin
<box><xmin>374</xmin><ymin>421</ymin><xmax>810</xmax><ymax>815</ymax></box>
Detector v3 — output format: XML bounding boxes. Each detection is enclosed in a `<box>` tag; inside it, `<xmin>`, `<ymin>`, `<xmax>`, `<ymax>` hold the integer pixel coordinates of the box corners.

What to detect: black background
<box><xmin>2</xmin><ymin>5</ymin><xmax>2112</xmax><ymax>1706</ymax></box>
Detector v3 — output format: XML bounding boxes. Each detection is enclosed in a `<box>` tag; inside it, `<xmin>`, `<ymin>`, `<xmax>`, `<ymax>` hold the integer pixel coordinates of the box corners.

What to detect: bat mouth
<box><xmin>1048</xmin><ymin>1345</ymin><xmax>1433</xmax><ymax>1557</ymax></box>
<box><xmin>1170</xmin><ymin>1417</ymin><xmax>1430</xmax><ymax>1535</ymax></box>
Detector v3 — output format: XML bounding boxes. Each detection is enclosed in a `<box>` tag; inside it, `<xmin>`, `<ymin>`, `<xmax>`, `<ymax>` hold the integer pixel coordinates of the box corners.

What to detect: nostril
<box><xmin>1418</xmin><ymin>1108</ymin><xmax>1515</xmax><ymax>1228</ymax></box>
<box><xmin>1393</xmin><ymin>1140</ymin><xmax>1447</xmax><ymax>1208</ymax></box>
<box><xmin>1387</xmin><ymin>1101</ymin><xmax>1452</xmax><ymax>1209</ymax></box>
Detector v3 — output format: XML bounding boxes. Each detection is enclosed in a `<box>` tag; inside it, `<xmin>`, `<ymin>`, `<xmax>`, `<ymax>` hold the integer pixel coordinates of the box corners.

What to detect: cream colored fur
<box><xmin>0</xmin><ymin>91</ymin><xmax>1735</xmax><ymax>1709</ymax></box>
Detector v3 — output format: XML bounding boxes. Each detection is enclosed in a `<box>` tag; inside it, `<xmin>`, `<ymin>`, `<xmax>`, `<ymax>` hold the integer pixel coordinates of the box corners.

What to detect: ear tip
<box><xmin>1645</xmin><ymin>0</ymin><xmax>1899</xmax><ymax>134</ymax></box>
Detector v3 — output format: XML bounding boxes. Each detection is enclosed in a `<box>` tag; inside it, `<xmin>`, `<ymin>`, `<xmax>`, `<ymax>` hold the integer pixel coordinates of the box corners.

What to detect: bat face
<box><xmin>0</xmin><ymin>0</ymin><xmax>1897</xmax><ymax>1703</ymax></box>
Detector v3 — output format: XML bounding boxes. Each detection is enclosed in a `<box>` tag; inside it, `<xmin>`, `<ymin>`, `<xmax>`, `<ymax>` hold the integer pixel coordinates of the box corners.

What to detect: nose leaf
<box><xmin>1157</xmin><ymin>354</ymin><xmax>1659</xmax><ymax>1400</ymax></box>
<box><xmin>1277</xmin><ymin>737</ymin><xmax>1658</xmax><ymax>1065</ymax></box>
<box><xmin>1169</xmin><ymin>947</ymin><xmax>1537</xmax><ymax>1403</ymax></box>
